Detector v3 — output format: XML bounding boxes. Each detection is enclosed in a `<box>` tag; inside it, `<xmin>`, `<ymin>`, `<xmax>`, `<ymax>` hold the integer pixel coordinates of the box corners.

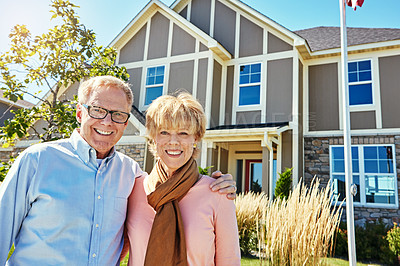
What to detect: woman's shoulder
<box><xmin>190</xmin><ymin>175</ymin><xmax>227</xmax><ymax>200</ymax></box>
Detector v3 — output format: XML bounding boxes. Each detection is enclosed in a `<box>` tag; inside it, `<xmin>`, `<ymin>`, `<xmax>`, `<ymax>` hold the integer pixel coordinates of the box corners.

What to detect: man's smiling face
<box><xmin>76</xmin><ymin>85</ymin><xmax>130</xmax><ymax>159</ymax></box>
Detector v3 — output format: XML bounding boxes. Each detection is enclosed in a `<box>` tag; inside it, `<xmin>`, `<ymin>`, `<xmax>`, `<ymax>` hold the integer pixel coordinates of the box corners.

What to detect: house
<box><xmin>0</xmin><ymin>90</ymin><xmax>34</xmax><ymax>126</ymax></box>
<box><xmin>106</xmin><ymin>0</ymin><xmax>400</xmax><ymax>225</ymax></box>
<box><xmin>4</xmin><ymin>0</ymin><xmax>400</xmax><ymax>225</ymax></box>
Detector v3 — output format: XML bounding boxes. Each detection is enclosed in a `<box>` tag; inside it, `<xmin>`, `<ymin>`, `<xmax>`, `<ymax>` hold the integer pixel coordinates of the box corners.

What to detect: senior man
<box><xmin>0</xmin><ymin>76</ymin><xmax>236</xmax><ymax>265</ymax></box>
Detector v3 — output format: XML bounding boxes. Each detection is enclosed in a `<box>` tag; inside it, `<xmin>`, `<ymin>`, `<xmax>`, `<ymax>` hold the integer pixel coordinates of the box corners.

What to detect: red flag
<box><xmin>347</xmin><ymin>0</ymin><xmax>364</xmax><ymax>10</ymax></box>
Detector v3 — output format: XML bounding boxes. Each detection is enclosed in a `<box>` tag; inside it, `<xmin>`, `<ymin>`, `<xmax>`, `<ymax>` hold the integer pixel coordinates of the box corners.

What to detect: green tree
<box><xmin>0</xmin><ymin>0</ymin><xmax>129</xmax><ymax>181</ymax></box>
<box><xmin>274</xmin><ymin>167</ymin><xmax>293</xmax><ymax>200</ymax></box>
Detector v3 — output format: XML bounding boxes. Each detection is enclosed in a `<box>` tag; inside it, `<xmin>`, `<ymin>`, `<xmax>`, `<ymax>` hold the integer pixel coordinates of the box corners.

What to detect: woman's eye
<box><xmin>160</xmin><ymin>131</ymin><xmax>168</xmax><ymax>135</ymax></box>
<box><xmin>179</xmin><ymin>132</ymin><xmax>188</xmax><ymax>136</ymax></box>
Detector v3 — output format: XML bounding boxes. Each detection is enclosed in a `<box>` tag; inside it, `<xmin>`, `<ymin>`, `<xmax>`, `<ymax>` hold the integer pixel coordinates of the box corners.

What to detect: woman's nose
<box><xmin>169</xmin><ymin>133</ymin><xmax>179</xmax><ymax>143</ymax></box>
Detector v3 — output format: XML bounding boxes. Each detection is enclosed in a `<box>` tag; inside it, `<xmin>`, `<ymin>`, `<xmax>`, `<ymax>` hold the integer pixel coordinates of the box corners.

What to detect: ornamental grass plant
<box><xmin>258</xmin><ymin>178</ymin><xmax>343</xmax><ymax>265</ymax></box>
<box><xmin>234</xmin><ymin>191</ymin><xmax>269</xmax><ymax>256</ymax></box>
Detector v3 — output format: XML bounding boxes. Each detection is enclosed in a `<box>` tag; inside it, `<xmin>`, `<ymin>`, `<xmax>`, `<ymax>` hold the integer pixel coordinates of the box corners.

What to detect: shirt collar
<box><xmin>70</xmin><ymin>129</ymin><xmax>116</xmax><ymax>166</ymax></box>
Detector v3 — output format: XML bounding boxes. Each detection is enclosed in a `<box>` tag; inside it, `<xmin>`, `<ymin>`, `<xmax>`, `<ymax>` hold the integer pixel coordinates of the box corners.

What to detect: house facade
<box><xmin>107</xmin><ymin>0</ymin><xmax>400</xmax><ymax>224</ymax></box>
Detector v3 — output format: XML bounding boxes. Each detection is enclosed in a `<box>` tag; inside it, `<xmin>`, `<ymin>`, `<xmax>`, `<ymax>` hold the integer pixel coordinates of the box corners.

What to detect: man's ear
<box><xmin>76</xmin><ymin>103</ymin><xmax>83</xmax><ymax>124</ymax></box>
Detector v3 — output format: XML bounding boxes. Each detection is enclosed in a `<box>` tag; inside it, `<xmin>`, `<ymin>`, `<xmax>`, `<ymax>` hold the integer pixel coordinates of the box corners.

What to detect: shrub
<box><xmin>260</xmin><ymin>178</ymin><xmax>343</xmax><ymax>265</ymax></box>
<box><xmin>274</xmin><ymin>168</ymin><xmax>292</xmax><ymax>200</ymax></box>
<box><xmin>234</xmin><ymin>191</ymin><xmax>269</xmax><ymax>256</ymax></box>
<box><xmin>332</xmin><ymin>222</ymin><xmax>348</xmax><ymax>258</ymax></box>
<box><xmin>198</xmin><ymin>165</ymin><xmax>213</xmax><ymax>175</ymax></box>
<box><xmin>333</xmin><ymin>220</ymin><xmax>397</xmax><ymax>265</ymax></box>
<box><xmin>387</xmin><ymin>222</ymin><xmax>400</xmax><ymax>261</ymax></box>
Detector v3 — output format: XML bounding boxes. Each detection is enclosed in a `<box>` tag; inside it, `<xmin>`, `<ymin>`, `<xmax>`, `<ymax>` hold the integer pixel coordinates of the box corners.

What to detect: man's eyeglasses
<box><xmin>82</xmin><ymin>104</ymin><xmax>130</xmax><ymax>124</ymax></box>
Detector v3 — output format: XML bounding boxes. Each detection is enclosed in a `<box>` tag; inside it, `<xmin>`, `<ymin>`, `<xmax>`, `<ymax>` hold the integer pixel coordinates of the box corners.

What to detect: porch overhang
<box><xmin>203</xmin><ymin>122</ymin><xmax>290</xmax><ymax>149</ymax></box>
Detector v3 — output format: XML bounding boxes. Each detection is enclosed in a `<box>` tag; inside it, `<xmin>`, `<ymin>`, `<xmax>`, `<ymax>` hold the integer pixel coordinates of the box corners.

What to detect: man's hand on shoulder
<box><xmin>209</xmin><ymin>171</ymin><xmax>237</xmax><ymax>200</ymax></box>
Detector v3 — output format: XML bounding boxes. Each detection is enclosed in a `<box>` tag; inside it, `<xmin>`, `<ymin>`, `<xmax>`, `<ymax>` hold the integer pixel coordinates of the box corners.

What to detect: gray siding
<box><xmin>127</xmin><ymin>67</ymin><xmax>143</xmax><ymax>107</ymax></box>
<box><xmin>197</xmin><ymin>58</ymin><xmax>208</xmax><ymax>108</ymax></box>
<box><xmin>119</xmin><ymin>24</ymin><xmax>146</xmax><ymax>64</ymax></box>
<box><xmin>168</xmin><ymin>60</ymin><xmax>195</xmax><ymax>94</ymax></box>
<box><xmin>224</xmin><ymin>65</ymin><xmax>234</xmax><ymax>125</ymax></box>
<box><xmin>262</xmin><ymin>147</ymin><xmax>270</xmax><ymax>195</ymax></box>
<box><xmin>147</xmin><ymin>12</ymin><xmax>169</xmax><ymax>60</ymax></box>
<box><xmin>59</xmin><ymin>82</ymin><xmax>79</xmax><ymax>102</ymax></box>
<box><xmin>379</xmin><ymin>55</ymin><xmax>400</xmax><ymax>128</ymax></box>
<box><xmin>214</xmin><ymin>0</ymin><xmax>236</xmax><ymax>56</ymax></box>
<box><xmin>308</xmin><ymin>63</ymin><xmax>340</xmax><ymax>131</ymax></box>
<box><xmin>282</xmin><ymin>130</ymin><xmax>293</xmax><ymax>171</ymax></box>
<box><xmin>179</xmin><ymin>6</ymin><xmax>188</xmax><ymax>19</ymax></box>
<box><xmin>350</xmin><ymin>111</ymin><xmax>376</xmax><ymax>130</ymax></box>
<box><xmin>171</xmin><ymin>24</ymin><xmax>196</xmax><ymax>56</ymax></box>
<box><xmin>220</xmin><ymin>147</ymin><xmax>229</xmax><ymax>173</ymax></box>
<box><xmin>210</xmin><ymin>61</ymin><xmax>222</xmax><ymax>127</ymax></box>
<box><xmin>190</xmin><ymin>0</ymin><xmax>211</xmax><ymax>35</ymax></box>
<box><xmin>236</xmin><ymin>111</ymin><xmax>261</xmax><ymax>125</ymax></box>
<box><xmin>266</xmin><ymin>58</ymin><xmax>293</xmax><ymax>123</ymax></box>
<box><xmin>267</xmin><ymin>32</ymin><xmax>293</xmax><ymax>54</ymax></box>
<box><xmin>199</xmin><ymin>42</ymin><xmax>208</xmax><ymax>52</ymax></box>
<box><xmin>239</xmin><ymin>16</ymin><xmax>263</xmax><ymax>58</ymax></box>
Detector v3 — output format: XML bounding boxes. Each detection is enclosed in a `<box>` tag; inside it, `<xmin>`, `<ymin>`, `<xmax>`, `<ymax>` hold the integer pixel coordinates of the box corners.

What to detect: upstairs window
<box><xmin>239</xmin><ymin>63</ymin><xmax>261</xmax><ymax>106</ymax></box>
<box><xmin>348</xmin><ymin>60</ymin><xmax>373</xmax><ymax>106</ymax></box>
<box><xmin>145</xmin><ymin>66</ymin><xmax>165</xmax><ymax>106</ymax></box>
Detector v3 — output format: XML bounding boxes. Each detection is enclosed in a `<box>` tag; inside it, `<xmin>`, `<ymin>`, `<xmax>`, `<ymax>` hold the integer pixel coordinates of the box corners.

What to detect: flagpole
<box><xmin>339</xmin><ymin>0</ymin><xmax>357</xmax><ymax>265</ymax></box>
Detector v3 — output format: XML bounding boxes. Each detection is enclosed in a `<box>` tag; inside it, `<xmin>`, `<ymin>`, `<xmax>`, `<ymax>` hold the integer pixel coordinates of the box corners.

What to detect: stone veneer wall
<box><xmin>115</xmin><ymin>143</ymin><xmax>146</xmax><ymax>170</ymax></box>
<box><xmin>304</xmin><ymin>135</ymin><xmax>400</xmax><ymax>226</ymax></box>
<box><xmin>0</xmin><ymin>143</ymin><xmax>147</xmax><ymax>177</ymax></box>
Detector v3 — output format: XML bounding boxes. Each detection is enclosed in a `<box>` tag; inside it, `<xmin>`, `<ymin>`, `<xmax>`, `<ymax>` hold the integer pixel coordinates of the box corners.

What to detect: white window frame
<box><xmin>330</xmin><ymin>144</ymin><xmax>398</xmax><ymax>208</ymax></box>
<box><xmin>236</xmin><ymin>62</ymin><xmax>263</xmax><ymax>111</ymax></box>
<box><xmin>141</xmin><ymin>65</ymin><xmax>166</xmax><ymax>109</ymax></box>
<box><xmin>348</xmin><ymin>59</ymin><xmax>374</xmax><ymax>110</ymax></box>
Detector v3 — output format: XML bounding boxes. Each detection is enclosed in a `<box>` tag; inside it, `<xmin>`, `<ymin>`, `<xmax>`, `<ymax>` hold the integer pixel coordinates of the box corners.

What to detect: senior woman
<box><xmin>125</xmin><ymin>92</ymin><xmax>241</xmax><ymax>265</ymax></box>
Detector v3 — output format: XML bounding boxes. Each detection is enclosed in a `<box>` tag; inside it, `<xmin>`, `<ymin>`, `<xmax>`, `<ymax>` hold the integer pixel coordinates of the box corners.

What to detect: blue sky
<box><xmin>1</xmin><ymin>0</ymin><xmax>400</xmax><ymax>53</ymax></box>
<box><xmin>0</xmin><ymin>0</ymin><xmax>399</xmax><ymax>103</ymax></box>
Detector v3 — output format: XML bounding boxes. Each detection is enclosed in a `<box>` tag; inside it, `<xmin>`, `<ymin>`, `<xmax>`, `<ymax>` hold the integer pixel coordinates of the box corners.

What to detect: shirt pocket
<box><xmin>114</xmin><ymin>197</ymin><xmax>128</xmax><ymax>216</ymax></box>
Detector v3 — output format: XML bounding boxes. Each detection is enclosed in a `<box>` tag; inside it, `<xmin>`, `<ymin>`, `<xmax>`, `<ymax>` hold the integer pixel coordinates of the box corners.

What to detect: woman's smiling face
<box><xmin>155</xmin><ymin>128</ymin><xmax>197</xmax><ymax>176</ymax></box>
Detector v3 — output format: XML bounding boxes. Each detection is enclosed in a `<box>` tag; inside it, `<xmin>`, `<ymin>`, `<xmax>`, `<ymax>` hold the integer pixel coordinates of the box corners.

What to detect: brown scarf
<box><xmin>144</xmin><ymin>157</ymin><xmax>199</xmax><ymax>266</ymax></box>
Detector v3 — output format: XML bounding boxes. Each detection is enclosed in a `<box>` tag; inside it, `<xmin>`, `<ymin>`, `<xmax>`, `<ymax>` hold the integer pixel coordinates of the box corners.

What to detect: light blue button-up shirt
<box><xmin>0</xmin><ymin>130</ymin><xmax>144</xmax><ymax>265</ymax></box>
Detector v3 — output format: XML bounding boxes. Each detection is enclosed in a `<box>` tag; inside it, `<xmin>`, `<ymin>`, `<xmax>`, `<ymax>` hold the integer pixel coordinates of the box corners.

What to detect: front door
<box><xmin>245</xmin><ymin>159</ymin><xmax>262</xmax><ymax>192</ymax></box>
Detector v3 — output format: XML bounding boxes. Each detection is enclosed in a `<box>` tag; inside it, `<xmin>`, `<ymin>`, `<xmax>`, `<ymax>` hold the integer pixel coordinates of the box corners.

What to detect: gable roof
<box><xmin>171</xmin><ymin>0</ymin><xmax>305</xmax><ymax>47</ymax></box>
<box><xmin>295</xmin><ymin>26</ymin><xmax>400</xmax><ymax>52</ymax></box>
<box><xmin>110</xmin><ymin>0</ymin><xmax>231</xmax><ymax>60</ymax></box>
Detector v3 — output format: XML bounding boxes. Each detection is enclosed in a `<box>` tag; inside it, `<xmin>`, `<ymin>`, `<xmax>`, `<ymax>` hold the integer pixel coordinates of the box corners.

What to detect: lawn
<box><xmin>121</xmin><ymin>255</ymin><xmax>383</xmax><ymax>265</ymax></box>
<box><xmin>9</xmin><ymin>248</ymin><xmax>383</xmax><ymax>265</ymax></box>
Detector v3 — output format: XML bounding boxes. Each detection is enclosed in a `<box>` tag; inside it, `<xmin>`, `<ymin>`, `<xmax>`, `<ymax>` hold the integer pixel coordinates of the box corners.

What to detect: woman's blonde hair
<box><xmin>146</xmin><ymin>92</ymin><xmax>206</xmax><ymax>158</ymax></box>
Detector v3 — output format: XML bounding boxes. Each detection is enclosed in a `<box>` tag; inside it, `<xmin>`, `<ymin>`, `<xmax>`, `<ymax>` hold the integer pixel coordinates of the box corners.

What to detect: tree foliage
<box><xmin>274</xmin><ymin>167</ymin><xmax>293</xmax><ymax>200</ymax></box>
<box><xmin>0</xmin><ymin>0</ymin><xmax>128</xmax><ymax>145</ymax></box>
<box><xmin>0</xmin><ymin>0</ymin><xmax>129</xmax><ymax>180</ymax></box>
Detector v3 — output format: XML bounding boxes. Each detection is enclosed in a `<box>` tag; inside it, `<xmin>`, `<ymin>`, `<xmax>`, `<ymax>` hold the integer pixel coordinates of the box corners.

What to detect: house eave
<box><xmin>302</xmin><ymin>39</ymin><xmax>400</xmax><ymax>60</ymax></box>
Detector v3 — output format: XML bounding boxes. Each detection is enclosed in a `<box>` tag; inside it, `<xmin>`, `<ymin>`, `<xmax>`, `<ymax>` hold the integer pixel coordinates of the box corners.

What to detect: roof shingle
<box><xmin>294</xmin><ymin>26</ymin><xmax>400</xmax><ymax>52</ymax></box>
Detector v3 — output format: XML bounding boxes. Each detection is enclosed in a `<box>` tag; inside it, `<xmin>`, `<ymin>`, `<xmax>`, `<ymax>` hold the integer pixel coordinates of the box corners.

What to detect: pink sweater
<box><xmin>126</xmin><ymin>175</ymin><xmax>241</xmax><ymax>266</ymax></box>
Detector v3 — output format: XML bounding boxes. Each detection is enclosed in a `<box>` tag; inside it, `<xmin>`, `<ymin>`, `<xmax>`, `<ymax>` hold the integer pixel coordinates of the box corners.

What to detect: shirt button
<box><xmin>97</xmin><ymin>195</ymin><xmax>101</xmax><ymax>200</ymax></box>
<box><xmin>96</xmin><ymin>224</ymin><xmax>99</xmax><ymax>228</ymax></box>
<box><xmin>92</xmin><ymin>253</ymin><xmax>97</xmax><ymax>258</ymax></box>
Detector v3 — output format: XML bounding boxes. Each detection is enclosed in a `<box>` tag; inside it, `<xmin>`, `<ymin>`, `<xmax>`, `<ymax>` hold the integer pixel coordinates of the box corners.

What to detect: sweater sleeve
<box><xmin>214</xmin><ymin>195</ymin><xmax>241</xmax><ymax>266</ymax></box>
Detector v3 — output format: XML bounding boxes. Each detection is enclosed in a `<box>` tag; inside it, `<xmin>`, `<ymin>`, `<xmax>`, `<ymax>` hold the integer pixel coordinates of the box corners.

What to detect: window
<box><xmin>348</xmin><ymin>60</ymin><xmax>373</xmax><ymax>106</ymax></box>
<box><xmin>239</xmin><ymin>63</ymin><xmax>261</xmax><ymax>106</ymax></box>
<box><xmin>145</xmin><ymin>66</ymin><xmax>165</xmax><ymax>105</ymax></box>
<box><xmin>330</xmin><ymin>145</ymin><xmax>397</xmax><ymax>207</ymax></box>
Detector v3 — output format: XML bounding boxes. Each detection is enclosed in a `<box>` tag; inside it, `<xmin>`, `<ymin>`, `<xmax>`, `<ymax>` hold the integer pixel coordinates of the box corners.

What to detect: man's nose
<box><xmin>101</xmin><ymin>112</ymin><xmax>113</xmax><ymax>124</ymax></box>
